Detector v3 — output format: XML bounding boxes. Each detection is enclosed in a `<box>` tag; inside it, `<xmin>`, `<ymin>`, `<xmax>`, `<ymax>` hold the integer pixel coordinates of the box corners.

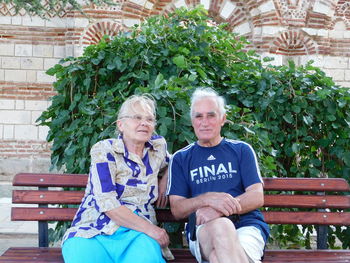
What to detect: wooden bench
<box><xmin>0</xmin><ymin>173</ymin><xmax>349</xmax><ymax>263</ymax></box>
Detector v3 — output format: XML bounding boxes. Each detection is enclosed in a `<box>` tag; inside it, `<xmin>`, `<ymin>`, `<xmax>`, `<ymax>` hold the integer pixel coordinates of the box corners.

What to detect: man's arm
<box><xmin>236</xmin><ymin>182</ymin><xmax>264</xmax><ymax>214</ymax></box>
<box><xmin>169</xmin><ymin>192</ymin><xmax>241</xmax><ymax>220</ymax></box>
<box><xmin>186</xmin><ymin>182</ymin><xmax>264</xmax><ymax>225</ymax></box>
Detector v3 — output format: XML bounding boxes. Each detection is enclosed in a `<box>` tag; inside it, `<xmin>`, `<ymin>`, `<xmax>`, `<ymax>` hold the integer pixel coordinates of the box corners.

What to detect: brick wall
<box><xmin>0</xmin><ymin>0</ymin><xmax>349</xmax><ymax>181</ymax></box>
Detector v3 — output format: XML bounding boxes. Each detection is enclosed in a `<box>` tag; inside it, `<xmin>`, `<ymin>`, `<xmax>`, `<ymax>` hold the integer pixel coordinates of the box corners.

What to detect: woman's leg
<box><xmin>62</xmin><ymin>236</ymin><xmax>113</xmax><ymax>263</ymax></box>
<box><xmin>63</xmin><ymin>226</ymin><xmax>165</xmax><ymax>263</ymax></box>
<box><xmin>123</xmin><ymin>232</ymin><xmax>166</xmax><ymax>263</ymax></box>
<box><xmin>100</xmin><ymin>226</ymin><xmax>165</xmax><ymax>263</ymax></box>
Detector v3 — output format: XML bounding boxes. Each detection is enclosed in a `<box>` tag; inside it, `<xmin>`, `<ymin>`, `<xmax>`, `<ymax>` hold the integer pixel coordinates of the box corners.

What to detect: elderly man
<box><xmin>167</xmin><ymin>88</ymin><xmax>269</xmax><ymax>263</ymax></box>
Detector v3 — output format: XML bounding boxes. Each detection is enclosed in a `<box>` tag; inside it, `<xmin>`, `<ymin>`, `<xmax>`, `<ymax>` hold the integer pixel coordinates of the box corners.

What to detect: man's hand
<box><xmin>145</xmin><ymin>224</ymin><xmax>170</xmax><ymax>248</ymax></box>
<box><xmin>202</xmin><ymin>192</ymin><xmax>241</xmax><ymax>216</ymax></box>
<box><xmin>196</xmin><ymin>206</ymin><xmax>222</xmax><ymax>225</ymax></box>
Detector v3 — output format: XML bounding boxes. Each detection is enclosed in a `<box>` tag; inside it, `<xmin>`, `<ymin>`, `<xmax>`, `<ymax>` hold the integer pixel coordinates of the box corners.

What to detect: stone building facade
<box><xmin>0</xmin><ymin>0</ymin><xmax>350</xmax><ymax>180</ymax></box>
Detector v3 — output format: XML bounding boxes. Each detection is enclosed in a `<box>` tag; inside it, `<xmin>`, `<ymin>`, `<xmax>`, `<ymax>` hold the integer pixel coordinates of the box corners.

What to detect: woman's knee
<box><xmin>133</xmin><ymin>234</ymin><xmax>165</xmax><ymax>263</ymax></box>
<box><xmin>62</xmin><ymin>237</ymin><xmax>111</xmax><ymax>263</ymax></box>
<box><xmin>136</xmin><ymin>233</ymin><xmax>162</xmax><ymax>251</ymax></box>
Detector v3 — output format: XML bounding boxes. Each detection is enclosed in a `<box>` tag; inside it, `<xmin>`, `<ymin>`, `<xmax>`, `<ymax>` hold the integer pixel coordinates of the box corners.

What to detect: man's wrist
<box><xmin>198</xmin><ymin>192</ymin><xmax>210</xmax><ymax>208</ymax></box>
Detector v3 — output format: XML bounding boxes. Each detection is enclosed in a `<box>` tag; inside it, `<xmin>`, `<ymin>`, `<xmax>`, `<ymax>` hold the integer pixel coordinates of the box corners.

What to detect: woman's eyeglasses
<box><xmin>121</xmin><ymin>114</ymin><xmax>156</xmax><ymax>125</ymax></box>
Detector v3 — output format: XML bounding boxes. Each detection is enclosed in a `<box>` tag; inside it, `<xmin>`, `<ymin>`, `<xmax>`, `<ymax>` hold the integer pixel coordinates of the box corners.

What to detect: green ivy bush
<box><xmin>38</xmin><ymin>6</ymin><xmax>350</xmax><ymax>248</ymax></box>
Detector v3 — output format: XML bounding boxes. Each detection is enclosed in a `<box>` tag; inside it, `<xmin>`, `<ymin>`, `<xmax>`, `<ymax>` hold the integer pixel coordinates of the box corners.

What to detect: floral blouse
<box><xmin>62</xmin><ymin>134</ymin><xmax>170</xmax><ymax>243</ymax></box>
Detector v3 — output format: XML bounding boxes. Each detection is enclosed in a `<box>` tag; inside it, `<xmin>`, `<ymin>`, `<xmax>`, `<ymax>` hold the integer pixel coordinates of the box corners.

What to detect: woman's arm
<box><xmin>106</xmin><ymin>206</ymin><xmax>169</xmax><ymax>247</ymax></box>
<box><xmin>156</xmin><ymin>169</ymin><xmax>168</xmax><ymax>208</ymax></box>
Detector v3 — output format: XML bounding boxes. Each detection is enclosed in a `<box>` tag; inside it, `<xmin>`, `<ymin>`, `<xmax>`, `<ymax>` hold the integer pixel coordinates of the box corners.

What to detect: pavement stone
<box><xmin>0</xmin><ymin>234</ymin><xmax>38</xmax><ymax>256</ymax></box>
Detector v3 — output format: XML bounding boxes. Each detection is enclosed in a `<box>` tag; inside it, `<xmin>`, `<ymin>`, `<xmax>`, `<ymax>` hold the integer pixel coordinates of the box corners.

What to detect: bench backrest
<box><xmin>12</xmin><ymin>173</ymin><xmax>350</xmax><ymax>224</ymax></box>
<box><xmin>11</xmin><ymin>173</ymin><xmax>350</xmax><ymax>248</ymax></box>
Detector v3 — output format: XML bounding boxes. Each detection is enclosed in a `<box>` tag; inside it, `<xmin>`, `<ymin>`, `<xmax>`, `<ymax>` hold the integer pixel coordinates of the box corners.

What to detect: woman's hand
<box><xmin>145</xmin><ymin>224</ymin><xmax>170</xmax><ymax>248</ymax></box>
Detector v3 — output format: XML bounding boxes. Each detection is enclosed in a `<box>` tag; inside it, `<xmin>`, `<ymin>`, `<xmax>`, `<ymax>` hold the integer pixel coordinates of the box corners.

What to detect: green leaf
<box><xmin>327</xmin><ymin>114</ymin><xmax>336</xmax><ymax>121</ymax></box>
<box><xmin>292</xmin><ymin>105</ymin><xmax>301</xmax><ymax>113</ymax></box>
<box><xmin>154</xmin><ymin>73</ymin><xmax>164</xmax><ymax>88</ymax></box>
<box><xmin>173</xmin><ymin>55</ymin><xmax>187</xmax><ymax>69</ymax></box>
<box><xmin>292</xmin><ymin>143</ymin><xmax>299</xmax><ymax>153</ymax></box>
<box><xmin>243</xmin><ymin>126</ymin><xmax>255</xmax><ymax>134</ymax></box>
<box><xmin>343</xmin><ymin>153</ymin><xmax>350</xmax><ymax>166</ymax></box>
<box><xmin>302</xmin><ymin>115</ymin><xmax>313</xmax><ymax>125</ymax></box>
<box><xmin>283</xmin><ymin>112</ymin><xmax>293</xmax><ymax>124</ymax></box>
<box><xmin>136</xmin><ymin>35</ymin><xmax>146</xmax><ymax>44</ymax></box>
<box><xmin>196</xmin><ymin>67</ymin><xmax>207</xmax><ymax>79</ymax></box>
<box><xmin>159</xmin><ymin>123</ymin><xmax>168</xmax><ymax>136</ymax></box>
<box><xmin>317</xmin><ymin>138</ymin><xmax>331</xmax><ymax>147</ymax></box>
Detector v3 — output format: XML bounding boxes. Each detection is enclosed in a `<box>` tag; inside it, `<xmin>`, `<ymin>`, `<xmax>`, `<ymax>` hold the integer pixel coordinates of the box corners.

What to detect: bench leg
<box><xmin>38</xmin><ymin>186</ymin><xmax>49</xmax><ymax>247</ymax></box>
<box><xmin>316</xmin><ymin>225</ymin><xmax>328</xmax><ymax>249</ymax></box>
<box><xmin>39</xmin><ymin>221</ymin><xmax>49</xmax><ymax>247</ymax></box>
<box><xmin>316</xmin><ymin>192</ymin><xmax>328</xmax><ymax>249</ymax></box>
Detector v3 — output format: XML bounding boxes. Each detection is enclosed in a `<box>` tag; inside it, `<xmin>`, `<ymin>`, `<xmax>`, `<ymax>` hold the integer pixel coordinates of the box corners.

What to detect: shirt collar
<box><xmin>113</xmin><ymin>134</ymin><xmax>161</xmax><ymax>156</ymax></box>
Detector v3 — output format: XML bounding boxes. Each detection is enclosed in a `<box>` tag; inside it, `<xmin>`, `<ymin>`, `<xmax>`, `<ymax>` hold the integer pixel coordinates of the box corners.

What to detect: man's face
<box><xmin>191</xmin><ymin>97</ymin><xmax>226</xmax><ymax>146</ymax></box>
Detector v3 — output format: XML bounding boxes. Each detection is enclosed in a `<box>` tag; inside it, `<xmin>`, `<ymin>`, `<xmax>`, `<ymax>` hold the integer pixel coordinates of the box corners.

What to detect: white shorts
<box><xmin>188</xmin><ymin>225</ymin><xmax>265</xmax><ymax>263</ymax></box>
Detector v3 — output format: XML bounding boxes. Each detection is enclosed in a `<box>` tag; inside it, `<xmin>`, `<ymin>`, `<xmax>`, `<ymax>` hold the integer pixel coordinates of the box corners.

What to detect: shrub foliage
<box><xmin>38</xmin><ymin>6</ymin><xmax>350</xmax><ymax>248</ymax></box>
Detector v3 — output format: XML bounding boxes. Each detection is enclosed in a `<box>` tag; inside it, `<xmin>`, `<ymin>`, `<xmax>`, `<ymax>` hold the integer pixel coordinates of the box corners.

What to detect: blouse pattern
<box><xmin>62</xmin><ymin>135</ymin><xmax>170</xmax><ymax>244</ymax></box>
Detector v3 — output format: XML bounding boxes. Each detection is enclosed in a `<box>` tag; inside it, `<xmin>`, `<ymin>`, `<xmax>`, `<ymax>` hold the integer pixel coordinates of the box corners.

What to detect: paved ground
<box><xmin>0</xmin><ymin>182</ymin><xmax>37</xmax><ymax>255</ymax></box>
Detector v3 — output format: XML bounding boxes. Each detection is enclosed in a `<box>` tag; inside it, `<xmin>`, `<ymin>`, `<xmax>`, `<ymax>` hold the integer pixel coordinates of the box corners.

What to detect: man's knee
<box><xmin>201</xmin><ymin>217</ymin><xmax>238</xmax><ymax>245</ymax></box>
<box><xmin>207</xmin><ymin>217</ymin><xmax>236</xmax><ymax>235</ymax></box>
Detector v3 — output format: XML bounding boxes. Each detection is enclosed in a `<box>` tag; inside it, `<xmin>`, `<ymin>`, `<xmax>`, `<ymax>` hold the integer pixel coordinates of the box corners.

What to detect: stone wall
<box><xmin>0</xmin><ymin>0</ymin><xmax>350</xmax><ymax>181</ymax></box>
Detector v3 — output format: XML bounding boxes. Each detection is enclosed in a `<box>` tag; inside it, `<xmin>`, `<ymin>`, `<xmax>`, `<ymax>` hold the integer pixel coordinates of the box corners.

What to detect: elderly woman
<box><xmin>62</xmin><ymin>94</ymin><xmax>173</xmax><ymax>263</ymax></box>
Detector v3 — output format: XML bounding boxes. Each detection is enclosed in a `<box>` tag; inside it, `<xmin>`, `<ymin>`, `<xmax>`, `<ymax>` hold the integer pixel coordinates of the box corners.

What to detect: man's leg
<box><xmin>237</xmin><ymin>226</ymin><xmax>265</xmax><ymax>263</ymax></box>
<box><xmin>197</xmin><ymin>217</ymin><xmax>249</xmax><ymax>263</ymax></box>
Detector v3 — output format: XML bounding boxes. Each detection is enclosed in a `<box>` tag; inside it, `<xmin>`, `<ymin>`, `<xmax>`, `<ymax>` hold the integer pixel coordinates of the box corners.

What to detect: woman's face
<box><xmin>117</xmin><ymin>103</ymin><xmax>156</xmax><ymax>145</ymax></box>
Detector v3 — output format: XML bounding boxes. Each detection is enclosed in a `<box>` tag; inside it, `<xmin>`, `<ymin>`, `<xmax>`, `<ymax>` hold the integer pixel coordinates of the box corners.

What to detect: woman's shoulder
<box><xmin>90</xmin><ymin>138</ymin><xmax>118</xmax><ymax>153</ymax></box>
<box><xmin>150</xmin><ymin>134</ymin><xmax>166</xmax><ymax>143</ymax></box>
<box><xmin>150</xmin><ymin>135</ymin><xmax>167</xmax><ymax>146</ymax></box>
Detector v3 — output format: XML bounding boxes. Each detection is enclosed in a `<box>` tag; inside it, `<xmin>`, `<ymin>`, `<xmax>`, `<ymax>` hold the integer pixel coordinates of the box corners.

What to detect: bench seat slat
<box><xmin>264</xmin><ymin>211</ymin><xmax>350</xmax><ymax>225</ymax></box>
<box><xmin>11</xmin><ymin>208</ymin><xmax>76</xmax><ymax>222</ymax></box>
<box><xmin>12</xmin><ymin>190</ymin><xmax>350</xmax><ymax>209</ymax></box>
<box><xmin>1</xmin><ymin>248</ymin><xmax>350</xmax><ymax>263</ymax></box>
<box><xmin>12</xmin><ymin>190</ymin><xmax>84</xmax><ymax>204</ymax></box>
<box><xmin>13</xmin><ymin>173</ymin><xmax>87</xmax><ymax>188</ymax></box>
<box><xmin>264</xmin><ymin>249</ymin><xmax>350</xmax><ymax>262</ymax></box>
<box><xmin>11</xmin><ymin>207</ymin><xmax>350</xmax><ymax>226</ymax></box>
<box><xmin>14</xmin><ymin>174</ymin><xmax>350</xmax><ymax>192</ymax></box>
<box><xmin>10</xmin><ymin>208</ymin><xmax>184</xmax><ymax>223</ymax></box>
<box><xmin>263</xmin><ymin>178</ymin><xmax>350</xmax><ymax>191</ymax></box>
<box><xmin>264</xmin><ymin>195</ymin><xmax>350</xmax><ymax>209</ymax></box>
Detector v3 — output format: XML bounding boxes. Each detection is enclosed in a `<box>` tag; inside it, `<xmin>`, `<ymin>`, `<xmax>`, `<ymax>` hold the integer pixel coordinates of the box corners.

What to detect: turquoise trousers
<box><xmin>62</xmin><ymin>226</ymin><xmax>165</xmax><ymax>263</ymax></box>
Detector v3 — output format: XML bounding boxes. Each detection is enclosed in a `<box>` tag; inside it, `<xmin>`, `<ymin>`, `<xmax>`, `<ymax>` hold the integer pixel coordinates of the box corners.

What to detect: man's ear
<box><xmin>221</xmin><ymin>114</ymin><xmax>227</xmax><ymax>126</ymax></box>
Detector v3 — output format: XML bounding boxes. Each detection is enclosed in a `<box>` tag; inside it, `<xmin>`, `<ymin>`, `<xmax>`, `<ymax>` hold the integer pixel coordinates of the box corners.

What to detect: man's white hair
<box><xmin>190</xmin><ymin>87</ymin><xmax>226</xmax><ymax>119</ymax></box>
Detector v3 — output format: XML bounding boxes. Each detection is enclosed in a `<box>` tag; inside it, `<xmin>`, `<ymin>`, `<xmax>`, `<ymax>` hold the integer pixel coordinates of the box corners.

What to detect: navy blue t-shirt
<box><xmin>167</xmin><ymin>138</ymin><xmax>269</xmax><ymax>242</ymax></box>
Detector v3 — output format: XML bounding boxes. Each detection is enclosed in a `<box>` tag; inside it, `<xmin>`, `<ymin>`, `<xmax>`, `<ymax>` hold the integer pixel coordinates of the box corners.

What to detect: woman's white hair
<box><xmin>117</xmin><ymin>94</ymin><xmax>156</xmax><ymax>120</ymax></box>
<box><xmin>190</xmin><ymin>87</ymin><xmax>226</xmax><ymax>118</ymax></box>
<box><xmin>116</xmin><ymin>94</ymin><xmax>156</xmax><ymax>133</ymax></box>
